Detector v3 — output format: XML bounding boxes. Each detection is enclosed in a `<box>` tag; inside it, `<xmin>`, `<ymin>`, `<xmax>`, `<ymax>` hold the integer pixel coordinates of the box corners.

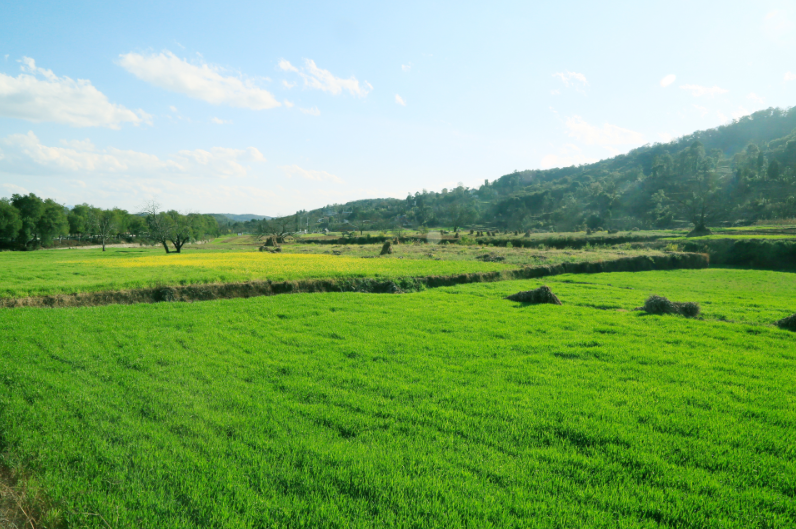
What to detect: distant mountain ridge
<box><xmin>211</xmin><ymin>213</ymin><xmax>272</xmax><ymax>222</ymax></box>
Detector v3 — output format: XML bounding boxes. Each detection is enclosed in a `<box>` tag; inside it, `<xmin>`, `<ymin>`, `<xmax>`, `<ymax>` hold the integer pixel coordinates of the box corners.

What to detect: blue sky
<box><xmin>1</xmin><ymin>0</ymin><xmax>795</xmax><ymax>215</ymax></box>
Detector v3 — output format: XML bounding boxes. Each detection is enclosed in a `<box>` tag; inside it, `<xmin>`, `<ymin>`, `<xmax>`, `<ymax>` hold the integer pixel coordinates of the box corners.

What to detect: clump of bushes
<box><xmin>776</xmin><ymin>313</ymin><xmax>796</xmax><ymax>331</ymax></box>
<box><xmin>506</xmin><ymin>286</ymin><xmax>562</xmax><ymax>305</ymax></box>
<box><xmin>380</xmin><ymin>241</ymin><xmax>393</xmax><ymax>255</ymax></box>
<box><xmin>642</xmin><ymin>295</ymin><xmax>700</xmax><ymax>317</ymax></box>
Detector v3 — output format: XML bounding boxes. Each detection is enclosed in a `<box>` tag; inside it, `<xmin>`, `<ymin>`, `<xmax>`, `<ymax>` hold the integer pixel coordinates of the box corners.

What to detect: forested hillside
<box><xmin>300</xmin><ymin>107</ymin><xmax>796</xmax><ymax>233</ymax></box>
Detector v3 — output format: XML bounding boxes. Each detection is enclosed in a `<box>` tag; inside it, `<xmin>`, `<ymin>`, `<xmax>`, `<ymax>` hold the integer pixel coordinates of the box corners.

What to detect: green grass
<box><xmin>1</xmin><ymin>269</ymin><xmax>794</xmax><ymax>528</ymax></box>
<box><xmin>0</xmin><ymin>247</ymin><xmax>516</xmax><ymax>299</ymax></box>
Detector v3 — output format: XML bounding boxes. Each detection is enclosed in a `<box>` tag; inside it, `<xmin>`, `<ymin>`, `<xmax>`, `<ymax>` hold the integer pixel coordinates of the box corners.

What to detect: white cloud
<box><xmin>283</xmin><ymin>100</ymin><xmax>294</xmax><ymax>108</ymax></box>
<box><xmin>550</xmin><ymin>89</ymin><xmax>561</xmax><ymax>96</ymax></box>
<box><xmin>401</xmin><ymin>64</ymin><xmax>411</xmax><ymax>72</ymax></box>
<box><xmin>395</xmin><ymin>94</ymin><xmax>406</xmax><ymax>106</ymax></box>
<box><xmin>0</xmin><ymin>57</ymin><xmax>148</xmax><ymax>128</ymax></box>
<box><xmin>540</xmin><ymin>144</ymin><xmax>598</xmax><ymax>169</ymax></box>
<box><xmin>210</xmin><ymin>117</ymin><xmax>232</xmax><ymax>124</ymax></box>
<box><xmin>732</xmin><ymin>106</ymin><xmax>752</xmax><ymax>120</ymax></box>
<box><xmin>764</xmin><ymin>10</ymin><xmax>794</xmax><ymax>39</ymax></box>
<box><xmin>0</xmin><ymin>131</ymin><xmax>265</xmax><ymax>179</ymax></box>
<box><xmin>679</xmin><ymin>84</ymin><xmax>728</xmax><ymax>97</ymax></box>
<box><xmin>278</xmin><ymin>59</ymin><xmax>299</xmax><ymax>73</ymax></box>
<box><xmin>747</xmin><ymin>93</ymin><xmax>765</xmax><ymax>105</ymax></box>
<box><xmin>564</xmin><ymin>116</ymin><xmax>644</xmax><ymax>146</ymax></box>
<box><xmin>785</xmin><ymin>72</ymin><xmax>796</xmax><ymax>81</ymax></box>
<box><xmin>169</xmin><ymin>105</ymin><xmax>178</xmax><ymax>113</ymax></box>
<box><xmin>280</xmin><ymin>58</ymin><xmax>372</xmax><ymax>97</ymax></box>
<box><xmin>1</xmin><ymin>183</ymin><xmax>29</xmax><ymax>195</ymax></box>
<box><xmin>717</xmin><ymin>111</ymin><xmax>729</xmax><ymax>123</ymax></box>
<box><xmin>658</xmin><ymin>133</ymin><xmax>675</xmax><ymax>143</ymax></box>
<box><xmin>118</xmin><ymin>51</ymin><xmax>281</xmax><ymax>110</ymax></box>
<box><xmin>552</xmin><ymin>71</ymin><xmax>588</xmax><ymax>88</ymax></box>
<box><xmin>660</xmin><ymin>74</ymin><xmax>676</xmax><ymax>87</ymax></box>
<box><xmin>299</xmin><ymin>106</ymin><xmax>320</xmax><ymax>116</ymax></box>
<box><xmin>279</xmin><ymin>164</ymin><xmax>343</xmax><ymax>184</ymax></box>
<box><xmin>693</xmin><ymin>104</ymin><xmax>709</xmax><ymax>117</ymax></box>
<box><xmin>282</xmin><ymin>80</ymin><xmax>296</xmax><ymax>89</ymax></box>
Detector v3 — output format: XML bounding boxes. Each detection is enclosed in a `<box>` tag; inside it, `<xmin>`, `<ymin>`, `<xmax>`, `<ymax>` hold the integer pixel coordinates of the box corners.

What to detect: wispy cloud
<box><xmin>0</xmin><ymin>131</ymin><xmax>265</xmax><ymax>179</ymax></box>
<box><xmin>0</xmin><ymin>57</ymin><xmax>148</xmax><ymax>128</ymax></box>
<box><xmin>401</xmin><ymin>64</ymin><xmax>411</xmax><ymax>72</ymax></box>
<box><xmin>785</xmin><ymin>72</ymin><xmax>796</xmax><ymax>81</ymax></box>
<box><xmin>279</xmin><ymin>164</ymin><xmax>343</xmax><ymax>184</ymax></box>
<box><xmin>679</xmin><ymin>84</ymin><xmax>728</xmax><ymax>97</ymax></box>
<box><xmin>299</xmin><ymin>106</ymin><xmax>320</xmax><ymax>116</ymax></box>
<box><xmin>564</xmin><ymin>116</ymin><xmax>644</xmax><ymax>147</ymax></box>
<box><xmin>660</xmin><ymin>74</ymin><xmax>676</xmax><ymax>87</ymax></box>
<box><xmin>210</xmin><ymin>117</ymin><xmax>232</xmax><ymax>125</ymax></box>
<box><xmin>119</xmin><ymin>51</ymin><xmax>281</xmax><ymax>110</ymax></box>
<box><xmin>747</xmin><ymin>93</ymin><xmax>765</xmax><ymax>105</ymax></box>
<box><xmin>693</xmin><ymin>104</ymin><xmax>709</xmax><ymax>117</ymax></box>
<box><xmin>395</xmin><ymin>94</ymin><xmax>406</xmax><ymax>106</ymax></box>
<box><xmin>279</xmin><ymin>59</ymin><xmax>372</xmax><ymax>97</ymax></box>
<box><xmin>552</xmin><ymin>71</ymin><xmax>588</xmax><ymax>88</ymax></box>
<box><xmin>540</xmin><ymin>144</ymin><xmax>598</xmax><ymax>170</ymax></box>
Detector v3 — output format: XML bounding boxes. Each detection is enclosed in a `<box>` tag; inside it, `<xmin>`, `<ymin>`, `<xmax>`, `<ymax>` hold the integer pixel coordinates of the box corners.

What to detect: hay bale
<box><xmin>643</xmin><ymin>295</ymin><xmax>700</xmax><ymax>317</ymax></box>
<box><xmin>776</xmin><ymin>313</ymin><xmax>796</xmax><ymax>331</ymax></box>
<box><xmin>506</xmin><ymin>285</ymin><xmax>562</xmax><ymax>305</ymax></box>
<box><xmin>380</xmin><ymin>241</ymin><xmax>393</xmax><ymax>255</ymax></box>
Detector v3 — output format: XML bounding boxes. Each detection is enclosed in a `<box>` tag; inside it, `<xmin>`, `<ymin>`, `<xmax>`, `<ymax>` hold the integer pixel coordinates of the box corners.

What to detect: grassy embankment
<box><xmin>1</xmin><ymin>269</ymin><xmax>794</xmax><ymax>528</ymax></box>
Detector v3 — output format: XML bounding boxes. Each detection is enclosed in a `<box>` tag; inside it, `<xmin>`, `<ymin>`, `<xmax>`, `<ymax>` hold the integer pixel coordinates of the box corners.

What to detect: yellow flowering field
<box><xmin>0</xmin><ymin>249</ymin><xmax>514</xmax><ymax>298</ymax></box>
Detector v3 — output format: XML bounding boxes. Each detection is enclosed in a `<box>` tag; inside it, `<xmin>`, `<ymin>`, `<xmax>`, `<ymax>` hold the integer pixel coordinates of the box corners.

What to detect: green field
<box><xmin>1</xmin><ymin>269</ymin><xmax>794</xmax><ymax>527</ymax></box>
<box><xmin>0</xmin><ymin>248</ymin><xmax>515</xmax><ymax>299</ymax></box>
<box><xmin>0</xmin><ymin>246</ymin><xmax>671</xmax><ymax>300</ymax></box>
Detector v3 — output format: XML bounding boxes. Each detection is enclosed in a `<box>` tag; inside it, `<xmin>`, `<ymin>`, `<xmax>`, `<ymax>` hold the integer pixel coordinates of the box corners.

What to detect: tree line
<box><xmin>0</xmin><ymin>195</ymin><xmax>221</xmax><ymax>252</ymax></box>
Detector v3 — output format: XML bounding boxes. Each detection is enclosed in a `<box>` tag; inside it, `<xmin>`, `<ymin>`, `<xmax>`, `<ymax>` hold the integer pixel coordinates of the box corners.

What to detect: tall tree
<box><xmin>37</xmin><ymin>199</ymin><xmax>69</xmax><ymax>246</ymax></box>
<box><xmin>0</xmin><ymin>198</ymin><xmax>22</xmax><ymax>243</ymax></box>
<box><xmin>11</xmin><ymin>193</ymin><xmax>45</xmax><ymax>249</ymax></box>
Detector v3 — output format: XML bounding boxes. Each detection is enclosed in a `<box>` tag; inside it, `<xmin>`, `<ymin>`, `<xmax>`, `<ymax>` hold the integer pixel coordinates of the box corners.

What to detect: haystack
<box><xmin>776</xmin><ymin>312</ymin><xmax>796</xmax><ymax>331</ymax></box>
<box><xmin>642</xmin><ymin>295</ymin><xmax>700</xmax><ymax>317</ymax></box>
<box><xmin>506</xmin><ymin>285</ymin><xmax>562</xmax><ymax>305</ymax></box>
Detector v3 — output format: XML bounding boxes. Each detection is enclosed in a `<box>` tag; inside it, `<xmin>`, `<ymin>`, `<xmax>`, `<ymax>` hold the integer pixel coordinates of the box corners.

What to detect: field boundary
<box><xmin>0</xmin><ymin>253</ymin><xmax>708</xmax><ymax>309</ymax></box>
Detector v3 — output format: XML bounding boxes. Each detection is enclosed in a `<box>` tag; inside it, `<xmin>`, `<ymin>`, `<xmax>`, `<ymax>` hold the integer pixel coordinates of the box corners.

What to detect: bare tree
<box><xmin>254</xmin><ymin>217</ymin><xmax>293</xmax><ymax>243</ymax></box>
<box><xmin>87</xmin><ymin>207</ymin><xmax>117</xmax><ymax>252</ymax></box>
<box><xmin>143</xmin><ymin>200</ymin><xmax>174</xmax><ymax>253</ymax></box>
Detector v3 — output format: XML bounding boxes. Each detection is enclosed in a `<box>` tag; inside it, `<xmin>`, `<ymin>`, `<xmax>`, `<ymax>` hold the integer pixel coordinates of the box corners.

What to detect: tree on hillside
<box><xmin>666</xmin><ymin>142</ymin><xmax>722</xmax><ymax>231</ymax></box>
<box><xmin>0</xmin><ymin>198</ymin><xmax>22</xmax><ymax>243</ymax></box>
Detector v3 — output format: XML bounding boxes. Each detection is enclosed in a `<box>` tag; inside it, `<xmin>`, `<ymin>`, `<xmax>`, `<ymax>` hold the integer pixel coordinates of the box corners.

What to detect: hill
<box><xmin>295</xmin><ymin>107</ymin><xmax>796</xmax><ymax>233</ymax></box>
